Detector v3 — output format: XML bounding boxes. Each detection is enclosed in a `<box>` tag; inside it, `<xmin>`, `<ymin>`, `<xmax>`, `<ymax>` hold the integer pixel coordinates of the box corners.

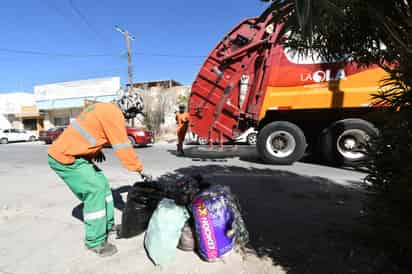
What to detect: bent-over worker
<box><xmin>48</xmin><ymin>93</ymin><xmax>148</xmax><ymax>257</ymax></box>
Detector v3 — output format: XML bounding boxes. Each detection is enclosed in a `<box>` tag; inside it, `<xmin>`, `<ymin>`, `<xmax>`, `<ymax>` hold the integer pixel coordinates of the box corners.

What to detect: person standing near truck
<box><xmin>48</xmin><ymin>93</ymin><xmax>149</xmax><ymax>257</ymax></box>
<box><xmin>176</xmin><ymin>104</ymin><xmax>190</xmax><ymax>156</ymax></box>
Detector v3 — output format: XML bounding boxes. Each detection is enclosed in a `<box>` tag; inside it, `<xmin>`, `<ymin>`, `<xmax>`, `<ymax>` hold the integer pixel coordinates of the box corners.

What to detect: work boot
<box><xmin>176</xmin><ymin>144</ymin><xmax>184</xmax><ymax>156</ymax></box>
<box><xmin>88</xmin><ymin>242</ymin><xmax>118</xmax><ymax>257</ymax></box>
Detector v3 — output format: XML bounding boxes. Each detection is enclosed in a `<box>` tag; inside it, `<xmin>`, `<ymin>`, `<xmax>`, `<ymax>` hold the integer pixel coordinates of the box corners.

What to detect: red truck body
<box><xmin>188</xmin><ymin>9</ymin><xmax>387</xmax><ymax>166</ymax></box>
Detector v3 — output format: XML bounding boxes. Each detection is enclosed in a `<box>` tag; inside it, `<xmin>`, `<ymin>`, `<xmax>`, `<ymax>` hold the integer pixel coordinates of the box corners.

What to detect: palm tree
<box><xmin>260</xmin><ymin>0</ymin><xmax>412</xmax><ymax>264</ymax></box>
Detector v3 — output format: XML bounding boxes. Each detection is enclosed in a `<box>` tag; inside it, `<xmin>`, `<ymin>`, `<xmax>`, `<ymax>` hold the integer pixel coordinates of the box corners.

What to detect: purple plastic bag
<box><xmin>191</xmin><ymin>185</ymin><xmax>235</xmax><ymax>261</ymax></box>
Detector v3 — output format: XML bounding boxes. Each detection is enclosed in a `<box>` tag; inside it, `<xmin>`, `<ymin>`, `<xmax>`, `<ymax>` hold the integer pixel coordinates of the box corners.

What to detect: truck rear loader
<box><xmin>188</xmin><ymin>8</ymin><xmax>388</xmax><ymax>166</ymax></box>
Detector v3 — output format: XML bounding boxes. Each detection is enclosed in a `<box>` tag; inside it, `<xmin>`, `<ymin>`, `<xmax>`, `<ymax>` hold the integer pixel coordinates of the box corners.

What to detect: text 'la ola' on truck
<box><xmin>188</xmin><ymin>7</ymin><xmax>389</xmax><ymax>167</ymax></box>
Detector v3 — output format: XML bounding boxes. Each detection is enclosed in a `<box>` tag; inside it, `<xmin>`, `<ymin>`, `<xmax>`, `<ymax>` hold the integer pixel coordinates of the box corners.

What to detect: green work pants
<box><xmin>48</xmin><ymin>156</ymin><xmax>114</xmax><ymax>248</ymax></box>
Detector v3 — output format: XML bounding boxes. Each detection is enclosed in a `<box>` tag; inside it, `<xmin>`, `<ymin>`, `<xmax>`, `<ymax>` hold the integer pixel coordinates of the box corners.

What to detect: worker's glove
<box><xmin>94</xmin><ymin>151</ymin><xmax>106</xmax><ymax>163</ymax></box>
<box><xmin>139</xmin><ymin>172</ymin><xmax>152</xmax><ymax>182</ymax></box>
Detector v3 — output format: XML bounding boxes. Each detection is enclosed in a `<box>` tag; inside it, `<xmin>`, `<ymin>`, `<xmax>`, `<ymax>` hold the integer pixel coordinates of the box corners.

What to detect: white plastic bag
<box><xmin>144</xmin><ymin>198</ymin><xmax>190</xmax><ymax>266</ymax></box>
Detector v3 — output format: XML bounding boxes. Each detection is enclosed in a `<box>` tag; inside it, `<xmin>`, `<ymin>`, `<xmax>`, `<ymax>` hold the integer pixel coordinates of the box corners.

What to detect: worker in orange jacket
<box><xmin>48</xmin><ymin>92</ymin><xmax>149</xmax><ymax>257</ymax></box>
<box><xmin>176</xmin><ymin>104</ymin><xmax>190</xmax><ymax>156</ymax></box>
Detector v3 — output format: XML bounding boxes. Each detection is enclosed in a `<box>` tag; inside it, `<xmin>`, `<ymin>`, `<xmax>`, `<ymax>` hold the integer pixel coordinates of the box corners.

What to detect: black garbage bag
<box><xmin>157</xmin><ymin>174</ymin><xmax>211</xmax><ymax>206</ymax></box>
<box><xmin>117</xmin><ymin>182</ymin><xmax>166</xmax><ymax>239</ymax></box>
<box><xmin>117</xmin><ymin>174</ymin><xmax>210</xmax><ymax>239</ymax></box>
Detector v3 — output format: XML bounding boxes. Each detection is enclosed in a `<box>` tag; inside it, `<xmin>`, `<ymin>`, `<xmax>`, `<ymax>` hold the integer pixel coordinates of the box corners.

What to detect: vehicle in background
<box><xmin>0</xmin><ymin>129</ymin><xmax>37</xmax><ymax>144</ymax></box>
<box><xmin>188</xmin><ymin>7</ymin><xmax>387</xmax><ymax>166</ymax></box>
<box><xmin>39</xmin><ymin>127</ymin><xmax>65</xmax><ymax>144</ymax></box>
<box><xmin>189</xmin><ymin>128</ymin><xmax>257</xmax><ymax>145</ymax></box>
<box><xmin>127</xmin><ymin>127</ymin><xmax>154</xmax><ymax>147</ymax></box>
<box><xmin>184</xmin><ymin>131</ymin><xmax>207</xmax><ymax>145</ymax></box>
<box><xmin>234</xmin><ymin>128</ymin><xmax>257</xmax><ymax>145</ymax></box>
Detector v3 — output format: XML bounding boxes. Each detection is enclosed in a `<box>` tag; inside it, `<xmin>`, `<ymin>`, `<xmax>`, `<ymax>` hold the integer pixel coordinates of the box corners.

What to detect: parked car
<box><xmin>0</xmin><ymin>129</ymin><xmax>37</xmax><ymax>144</ymax></box>
<box><xmin>234</xmin><ymin>127</ymin><xmax>258</xmax><ymax>145</ymax></box>
<box><xmin>127</xmin><ymin>127</ymin><xmax>154</xmax><ymax>147</ymax></box>
<box><xmin>39</xmin><ymin>127</ymin><xmax>65</xmax><ymax>144</ymax></box>
<box><xmin>190</xmin><ymin>128</ymin><xmax>258</xmax><ymax>145</ymax></box>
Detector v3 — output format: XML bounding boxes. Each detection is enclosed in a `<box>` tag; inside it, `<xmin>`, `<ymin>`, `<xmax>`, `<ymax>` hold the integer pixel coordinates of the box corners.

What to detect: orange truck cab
<box><xmin>188</xmin><ymin>9</ymin><xmax>388</xmax><ymax>166</ymax></box>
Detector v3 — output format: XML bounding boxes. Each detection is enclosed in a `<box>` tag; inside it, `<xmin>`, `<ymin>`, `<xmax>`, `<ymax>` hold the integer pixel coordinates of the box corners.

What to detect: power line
<box><xmin>0</xmin><ymin>48</ymin><xmax>206</xmax><ymax>59</ymax></box>
<box><xmin>0</xmin><ymin>48</ymin><xmax>116</xmax><ymax>58</ymax></box>
<box><xmin>68</xmin><ymin>0</ymin><xmax>107</xmax><ymax>45</ymax></box>
<box><xmin>43</xmin><ymin>0</ymin><xmax>79</xmax><ymax>30</ymax></box>
<box><xmin>133</xmin><ymin>52</ymin><xmax>205</xmax><ymax>58</ymax></box>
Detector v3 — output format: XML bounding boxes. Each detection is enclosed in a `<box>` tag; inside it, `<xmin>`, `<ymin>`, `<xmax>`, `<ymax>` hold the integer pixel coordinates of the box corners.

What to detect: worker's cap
<box><xmin>115</xmin><ymin>92</ymin><xmax>144</xmax><ymax>119</ymax></box>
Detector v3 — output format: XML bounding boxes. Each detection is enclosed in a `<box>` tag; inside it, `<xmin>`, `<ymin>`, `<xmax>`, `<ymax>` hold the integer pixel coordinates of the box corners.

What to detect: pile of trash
<box><xmin>116</xmin><ymin>175</ymin><xmax>249</xmax><ymax>266</ymax></box>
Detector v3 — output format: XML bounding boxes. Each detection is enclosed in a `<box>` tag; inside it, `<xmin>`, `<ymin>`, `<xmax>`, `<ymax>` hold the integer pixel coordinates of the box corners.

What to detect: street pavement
<box><xmin>0</xmin><ymin>142</ymin><xmax>372</xmax><ymax>274</ymax></box>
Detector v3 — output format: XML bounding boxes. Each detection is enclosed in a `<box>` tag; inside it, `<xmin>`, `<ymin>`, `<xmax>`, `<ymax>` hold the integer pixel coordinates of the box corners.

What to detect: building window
<box><xmin>23</xmin><ymin>119</ymin><xmax>37</xmax><ymax>131</ymax></box>
<box><xmin>54</xmin><ymin>117</ymin><xmax>70</xmax><ymax>127</ymax></box>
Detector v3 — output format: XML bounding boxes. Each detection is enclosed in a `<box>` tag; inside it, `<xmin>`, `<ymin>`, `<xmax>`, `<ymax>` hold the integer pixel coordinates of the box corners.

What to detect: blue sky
<box><xmin>0</xmin><ymin>0</ymin><xmax>269</xmax><ymax>93</ymax></box>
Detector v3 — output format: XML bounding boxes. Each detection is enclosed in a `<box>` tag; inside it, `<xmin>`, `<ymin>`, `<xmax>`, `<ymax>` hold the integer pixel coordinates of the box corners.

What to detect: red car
<box><xmin>126</xmin><ymin>127</ymin><xmax>154</xmax><ymax>147</ymax></box>
<box><xmin>39</xmin><ymin>127</ymin><xmax>66</xmax><ymax>144</ymax></box>
<box><xmin>40</xmin><ymin>126</ymin><xmax>153</xmax><ymax>147</ymax></box>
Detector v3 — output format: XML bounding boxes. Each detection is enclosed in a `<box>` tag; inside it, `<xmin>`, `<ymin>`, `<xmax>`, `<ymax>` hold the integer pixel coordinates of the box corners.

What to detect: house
<box><xmin>34</xmin><ymin>77</ymin><xmax>121</xmax><ymax>129</ymax></box>
<box><xmin>129</xmin><ymin>79</ymin><xmax>182</xmax><ymax>90</ymax></box>
<box><xmin>0</xmin><ymin>92</ymin><xmax>43</xmax><ymax>132</ymax></box>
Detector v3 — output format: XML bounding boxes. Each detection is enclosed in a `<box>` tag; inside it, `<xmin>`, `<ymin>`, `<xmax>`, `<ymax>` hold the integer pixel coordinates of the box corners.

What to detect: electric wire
<box><xmin>0</xmin><ymin>48</ymin><xmax>205</xmax><ymax>59</ymax></box>
<box><xmin>68</xmin><ymin>0</ymin><xmax>108</xmax><ymax>45</ymax></box>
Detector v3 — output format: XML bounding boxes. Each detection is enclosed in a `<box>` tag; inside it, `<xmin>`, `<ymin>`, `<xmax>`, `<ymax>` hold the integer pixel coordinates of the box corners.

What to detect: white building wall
<box><xmin>43</xmin><ymin>108</ymin><xmax>83</xmax><ymax>129</ymax></box>
<box><xmin>0</xmin><ymin>93</ymin><xmax>35</xmax><ymax>114</ymax></box>
<box><xmin>34</xmin><ymin>77</ymin><xmax>121</xmax><ymax>101</ymax></box>
<box><xmin>0</xmin><ymin>114</ymin><xmax>11</xmax><ymax>129</ymax></box>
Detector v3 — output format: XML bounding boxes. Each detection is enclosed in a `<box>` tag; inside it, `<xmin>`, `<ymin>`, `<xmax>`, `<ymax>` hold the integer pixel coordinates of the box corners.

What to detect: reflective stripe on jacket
<box><xmin>48</xmin><ymin>102</ymin><xmax>143</xmax><ymax>172</ymax></box>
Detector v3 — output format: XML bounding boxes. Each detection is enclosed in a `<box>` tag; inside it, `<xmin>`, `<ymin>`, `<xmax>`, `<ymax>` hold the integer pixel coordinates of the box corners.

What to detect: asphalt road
<box><xmin>1</xmin><ymin>142</ymin><xmax>392</xmax><ymax>274</ymax></box>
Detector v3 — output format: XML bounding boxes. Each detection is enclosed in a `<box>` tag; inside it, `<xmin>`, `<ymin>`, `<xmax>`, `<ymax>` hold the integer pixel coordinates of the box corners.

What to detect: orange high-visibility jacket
<box><xmin>176</xmin><ymin>112</ymin><xmax>190</xmax><ymax>144</ymax></box>
<box><xmin>48</xmin><ymin>102</ymin><xmax>143</xmax><ymax>172</ymax></box>
<box><xmin>176</xmin><ymin>112</ymin><xmax>190</xmax><ymax>128</ymax></box>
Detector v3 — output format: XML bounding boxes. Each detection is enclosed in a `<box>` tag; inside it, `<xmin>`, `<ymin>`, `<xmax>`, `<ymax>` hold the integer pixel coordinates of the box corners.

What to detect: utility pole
<box><xmin>115</xmin><ymin>25</ymin><xmax>136</xmax><ymax>93</ymax></box>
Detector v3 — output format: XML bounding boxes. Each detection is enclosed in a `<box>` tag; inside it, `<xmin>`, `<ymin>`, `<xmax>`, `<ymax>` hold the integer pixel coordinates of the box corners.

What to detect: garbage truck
<box><xmin>188</xmin><ymin>8</ymin><xmax>388</xmax><ymax>166</ymax></box>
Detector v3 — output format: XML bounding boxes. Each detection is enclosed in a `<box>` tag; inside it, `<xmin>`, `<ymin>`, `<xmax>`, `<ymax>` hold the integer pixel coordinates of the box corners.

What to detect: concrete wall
<box><xmin>0</xmin><ymin>93</ymin><xmax>35</xmax><ymax>114</ymax></box>
<box><xmin>0</xmin><ymin>114</ymin><xmax>11</xmax><ymax>129</ymax></box>
<box><xmin>140</xmin><ymin>86</ymin><xmax>191</xmax><ymax>135</ymax></box>
<box><xmin>34</xmin><ymin>77</ymin><xmax>121</xmax><ymax>101</ymax></box>
<box><xmin>42</xmin><ymin>108</ymin><xmax>82</xmax><ymax>129</ymax></box>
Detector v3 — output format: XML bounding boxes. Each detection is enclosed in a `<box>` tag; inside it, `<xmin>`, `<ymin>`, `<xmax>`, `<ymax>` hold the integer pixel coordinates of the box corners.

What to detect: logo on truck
<box><xmin>301</xmin><ymin>69</ymin><xmax>347</xmax><ymax>83</ymax></box>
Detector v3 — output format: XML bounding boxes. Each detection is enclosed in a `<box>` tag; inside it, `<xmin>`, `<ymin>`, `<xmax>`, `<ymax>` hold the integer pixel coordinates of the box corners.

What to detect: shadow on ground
<box><xmin>169</xmin><ymin>146</ymin><xmax>368</xmax><ymax>173</ymax></box>
<box><xmin>157</xmin><ymin>165</ymin><xmax>404</xmax><ymax>274</ymax></box>
<box><xmin>72</xmin><ymin>186</ymin><xmax>132</xmax><ymax>221</ymax></box>
<box><xmin>168</xmin><ymin>145</ymin><xmax>257</xmax><ymax>164</ymax></box>
<box><xmin>71</xmin><ymin>163</ymin><xmax>405</xmax><ymax>273</ymax></box>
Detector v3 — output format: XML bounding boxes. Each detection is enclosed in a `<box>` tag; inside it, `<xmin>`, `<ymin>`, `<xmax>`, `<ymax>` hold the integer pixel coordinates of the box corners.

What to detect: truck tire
<box><xmin>257</xmin><ymin>121</ymin><xmax>307</xmax><ymax>165</ymax></box>
<box><xmin>320</xmin><ymin>119</ymin><xmax>379</xmax><ymax>166</ymax></box>
<box><xmin>0</xmin><ymin>138</ymin><xmax>8</xmax><ymax>144</ymax></box>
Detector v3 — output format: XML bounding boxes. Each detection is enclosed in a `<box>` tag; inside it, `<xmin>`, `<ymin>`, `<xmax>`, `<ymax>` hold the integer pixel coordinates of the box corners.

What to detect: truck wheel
<box><xmin>0</xmin><ymin>138</ymin><xmax>8</xmax><ymax>144</ymax></box>
<box><xmin>29</xmin><ymin>136</ymin><xmax>36</xmax><ymax>142</ymax></box>
<box><xmin>257</xmin><ymin>121</ymin><xmax>307</xmax><ymax>165</ymax></box>
<box><xmin>320</xmin><ymin>119</ymin><xmax>379</xmax><ymax>166</ymax></box>
<box><xmin>247</xmin><ymin>133</ymin><xmax>257</xmax><ymax>145</ymax></box>
<box><xmin>128</xmin><ymin>136</ymin><xmax>137</xmax><ymax>147</ymax></box>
